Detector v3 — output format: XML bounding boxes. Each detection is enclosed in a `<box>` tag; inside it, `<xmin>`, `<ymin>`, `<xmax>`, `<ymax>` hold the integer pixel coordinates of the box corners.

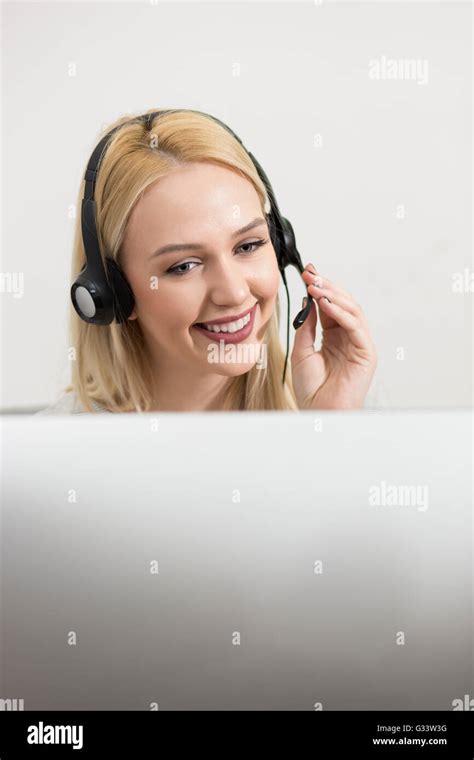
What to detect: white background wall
<box><xmin>1</xmin><ymin>0</ymin><xmax>472</xmax><ymax>411</ymax></box>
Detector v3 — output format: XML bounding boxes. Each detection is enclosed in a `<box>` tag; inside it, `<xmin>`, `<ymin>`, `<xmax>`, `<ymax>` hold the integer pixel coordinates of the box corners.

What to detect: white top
<box><xmin>33</xmin><ymin>372</ymin><xmax>388</xmax><ymax>415</ymax></box>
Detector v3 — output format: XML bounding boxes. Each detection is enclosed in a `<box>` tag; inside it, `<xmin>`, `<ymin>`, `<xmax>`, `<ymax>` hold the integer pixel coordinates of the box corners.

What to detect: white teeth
<box><xmin>203</xmin><ymin>312</ymin><xmax>251</xmax><ymax>333</ymax></box>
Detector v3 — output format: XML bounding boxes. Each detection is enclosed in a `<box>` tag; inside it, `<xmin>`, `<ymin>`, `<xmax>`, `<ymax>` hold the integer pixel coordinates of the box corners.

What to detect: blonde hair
<box><xmin>64</xmin><ymin>108</ymin><xmax>299</xmax><ymax>413</ymax></box>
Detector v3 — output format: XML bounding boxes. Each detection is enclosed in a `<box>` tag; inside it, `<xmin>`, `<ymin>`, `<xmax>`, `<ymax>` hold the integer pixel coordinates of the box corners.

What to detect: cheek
<box><xmin>250</xmin><ymin>252</ymin><xmax>281</xmax><ymax>298</ymax></box>
<box><xmin>130</xmin><ymin>271</ymin><xmax>199</xmax><ymax>329</ymax></box>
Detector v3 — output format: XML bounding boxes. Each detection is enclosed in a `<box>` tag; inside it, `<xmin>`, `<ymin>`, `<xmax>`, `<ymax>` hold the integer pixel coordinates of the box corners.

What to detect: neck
<box><xmin>150</xmin><ymin>360</ymin><xmax>236</xmax><ymax>412</ymax></box>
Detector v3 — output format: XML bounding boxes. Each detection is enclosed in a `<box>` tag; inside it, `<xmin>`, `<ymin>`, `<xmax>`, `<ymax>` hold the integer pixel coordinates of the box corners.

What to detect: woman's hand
<box><xmin>290</xmin><ymin>263</ymin><xmax>378</xmax><ymax>410</ymax></box>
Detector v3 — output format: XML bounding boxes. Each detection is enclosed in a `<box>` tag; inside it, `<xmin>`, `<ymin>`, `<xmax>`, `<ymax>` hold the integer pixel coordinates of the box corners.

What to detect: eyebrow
<box><xmin>147</xmin><ymin>217</ymin><xmax>267</xmax><ymax>260</ymax></box>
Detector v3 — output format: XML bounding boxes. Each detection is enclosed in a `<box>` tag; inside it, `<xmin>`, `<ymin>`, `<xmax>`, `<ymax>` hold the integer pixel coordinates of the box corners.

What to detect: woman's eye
<box><xmin>236</xmin><ymin>238</ymin><xmax>268</xmax><ymax>255</ymax></box>
<box><xmin>166</xmin><ymin>238</ymin><xmax>268</xmax><ymax>276</ymax></box>
<box><xmin>167</xmin><ymin>262</ymin><xmax>198</xmax><ymax>276</ymax></box>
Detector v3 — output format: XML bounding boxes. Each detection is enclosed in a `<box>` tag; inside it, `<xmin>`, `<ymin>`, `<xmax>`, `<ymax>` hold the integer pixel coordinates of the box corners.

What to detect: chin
<box><xmin>203</xmin><ymin>339</ymin><xmax>268</xmax><ymax>376</ymax></box>
<box><xmin>211</xmin><ymin>363</ymin><xmax>258</xmax><ymax>377</ymax></box>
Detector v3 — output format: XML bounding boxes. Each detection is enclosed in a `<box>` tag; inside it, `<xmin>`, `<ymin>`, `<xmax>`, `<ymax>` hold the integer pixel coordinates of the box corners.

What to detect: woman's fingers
<box><xmin>310</xmin><ymin>293</ymin><xmax>371</xmax><ymax>351</ymax></box>
<box><xmin>302</xmin><ymin>267</ymin><xmax>369</xmax><ymax>328</ymax></box>
<box><xmin>307</xmin><ymin>283</ymin><xmax>364</xmax><ymax>320</ymax></box>
<box><xmin>302</xmin><ymin>267</ymin><xmax>354</xmax><ymax>302</ymax></box>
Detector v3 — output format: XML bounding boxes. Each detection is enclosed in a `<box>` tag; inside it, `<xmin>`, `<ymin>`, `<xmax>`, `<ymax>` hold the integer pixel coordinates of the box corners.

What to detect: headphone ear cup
<box><xmin>281</xmin><ymin>217</ymin><xmax>296</xmax><ymax>251</ymax></box>
<box><xmin>280</xmin><ymin>217</ymin><xmax>304</xmax><ymax>273</ymax></box>
<box><xmin>105</xmin><ymin>258</ymin><xmax>135</xmax><ymax>323</ymax></box>
<box><xmin>267</xmin><ymin>215</ymin><xmax>281</xmax><ymax>260</ymax></box>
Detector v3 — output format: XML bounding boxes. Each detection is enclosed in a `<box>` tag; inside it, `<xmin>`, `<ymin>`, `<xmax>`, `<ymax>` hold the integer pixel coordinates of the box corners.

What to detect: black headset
<box><xmin>71</xmin><ymin>108</ymin><xmax>312</xmax><ymax>385</ymax></box>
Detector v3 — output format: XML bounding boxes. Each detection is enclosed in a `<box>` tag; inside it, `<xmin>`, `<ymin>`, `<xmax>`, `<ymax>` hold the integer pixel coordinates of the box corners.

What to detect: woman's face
<box><xmin>120</xmin><ymin>161</ymin><xmax>281</xmax><ymax>378</ymax></box>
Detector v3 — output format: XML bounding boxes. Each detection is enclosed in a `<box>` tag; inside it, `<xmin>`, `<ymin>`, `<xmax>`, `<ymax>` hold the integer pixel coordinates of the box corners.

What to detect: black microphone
<box><xmin>292</xmin><ymin>289</ymin><xmax>313</xmax><ymax>329</ymax></box>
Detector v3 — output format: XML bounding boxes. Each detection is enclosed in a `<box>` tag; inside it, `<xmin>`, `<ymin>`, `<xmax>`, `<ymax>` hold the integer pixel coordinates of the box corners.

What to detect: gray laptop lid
<box><xmin>1</xmin><ymin>409</ymin><xmax>472</xmax><ymax>710</ymax></box>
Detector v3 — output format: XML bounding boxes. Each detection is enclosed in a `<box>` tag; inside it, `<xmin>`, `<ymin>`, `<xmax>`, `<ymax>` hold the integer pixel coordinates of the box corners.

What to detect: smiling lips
<box><xmin>195</xmin><ymin>301</ymin><xmax>257</xmax><ymax>327</ymax></box>
<box><xmin>193</xmin><ymin>302</ymin><xmax>258</xmax><ymax>344</ymax></box>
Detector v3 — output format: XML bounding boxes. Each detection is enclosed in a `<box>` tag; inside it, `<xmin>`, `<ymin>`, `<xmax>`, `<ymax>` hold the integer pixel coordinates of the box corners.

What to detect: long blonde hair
<box><xmin>64</xmin><ymin>108</ymin><xmax>298</xmax><ymax>413</ymax></box>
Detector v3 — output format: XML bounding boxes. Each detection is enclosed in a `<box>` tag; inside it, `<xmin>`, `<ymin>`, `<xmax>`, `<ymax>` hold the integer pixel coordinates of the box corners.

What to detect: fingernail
<box><xmin>323</xmin><ymin>296</ymin><xmax>331</xmax><ymax>303</ymax></box>
<box><xmin>313</xmin><ymin>276</ymin><xmax>323</xmax><ymax>288</ymax></box>
<box><xmin>306</xmin><ymin>263</ymin><xmax>317</xmax><ymax>275</ymax></box>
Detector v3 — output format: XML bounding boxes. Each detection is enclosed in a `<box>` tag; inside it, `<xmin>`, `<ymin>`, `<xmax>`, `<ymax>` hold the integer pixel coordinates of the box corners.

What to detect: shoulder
<box><xmin>33</xmin><ymin>390</ymin><xmax>111</xmax><ymax>415</ymax></box>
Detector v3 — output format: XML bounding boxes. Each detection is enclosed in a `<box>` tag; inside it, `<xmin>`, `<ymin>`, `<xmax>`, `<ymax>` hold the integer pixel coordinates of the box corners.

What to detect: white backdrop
<box><xmin>1</xmin><ymin>0</ymin><xmax>472</xmax><ymax>411</ymax></box>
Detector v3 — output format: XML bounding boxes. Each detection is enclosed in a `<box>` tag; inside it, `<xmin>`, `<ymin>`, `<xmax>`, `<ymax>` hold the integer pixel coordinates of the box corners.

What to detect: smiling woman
<box><xmin>57</xmin><ymin>108</ymin><xmax>301</xmax><ymax>414</ymax></box>
<box><xmin>42</xmin><ymin>107</ymin><xmax>378</xmax><ymax>416</ymax></box>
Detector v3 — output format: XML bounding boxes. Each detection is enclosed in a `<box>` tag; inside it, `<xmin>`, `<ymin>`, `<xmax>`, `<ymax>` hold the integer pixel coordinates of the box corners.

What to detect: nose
<box><xmin>205</xmin><ymin>252</ymin><xmax>252</xmax><ymax>307</ymax></box>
